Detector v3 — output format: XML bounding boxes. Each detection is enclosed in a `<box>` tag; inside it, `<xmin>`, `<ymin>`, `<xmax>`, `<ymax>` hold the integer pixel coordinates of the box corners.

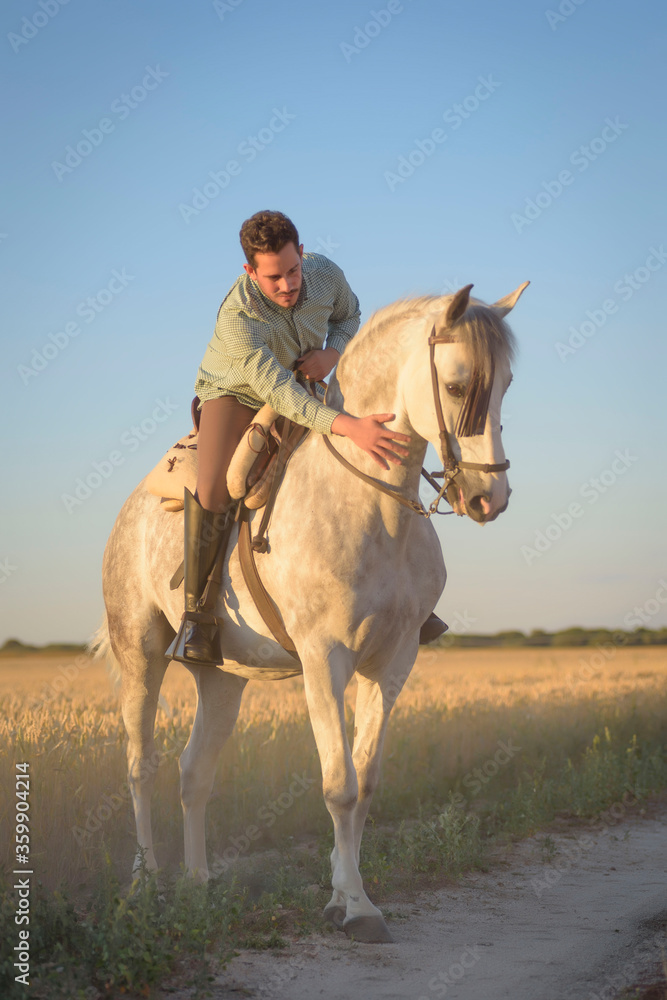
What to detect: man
<box><xmin>166</xmin><ymin>210</ymin><xmax>445</xmax><ymax>667</ymax></box>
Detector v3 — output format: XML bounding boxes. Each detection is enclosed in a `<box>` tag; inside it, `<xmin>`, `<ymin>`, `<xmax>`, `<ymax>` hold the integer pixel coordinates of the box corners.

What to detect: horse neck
<box><xmin>318</xmin><ymin>329</ymin><xmax>429</xmax><ymax>503</ymax></box>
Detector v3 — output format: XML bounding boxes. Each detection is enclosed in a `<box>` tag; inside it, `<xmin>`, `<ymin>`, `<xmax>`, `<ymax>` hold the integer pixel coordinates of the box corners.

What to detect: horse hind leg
<box><xmin>109</xmin><ymin>612</ymin><xmax>172</xmax><ymax>875</ymax></box>
<box><xmin>180</xmin><ymin>667</ymin><xmax>247</xmax><ymax>882</ymax></box>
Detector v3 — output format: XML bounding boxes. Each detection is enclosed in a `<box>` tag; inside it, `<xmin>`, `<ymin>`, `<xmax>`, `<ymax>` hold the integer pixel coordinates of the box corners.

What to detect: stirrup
<box><xmin>166</xmin><ymin>612</ymin><xmax>221</xmax><ymax>667</ymax></box>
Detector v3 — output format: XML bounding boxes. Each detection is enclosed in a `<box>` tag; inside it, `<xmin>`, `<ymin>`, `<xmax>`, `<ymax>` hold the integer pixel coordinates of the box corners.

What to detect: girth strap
<box><xmin>237</xmin><ymin>513</ymin><xmax>299</xmax><ymax>660</ymax></box>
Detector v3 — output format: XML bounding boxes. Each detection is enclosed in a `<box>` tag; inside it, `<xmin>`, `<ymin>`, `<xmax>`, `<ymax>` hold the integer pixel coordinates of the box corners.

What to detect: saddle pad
<box><xmin>145</xmin><ymin>401</ymin><xmax>283</xmax><ymax>512</ymax></box>
<box><xmin>145</xmin><ymin>433</ymin><xmax>198</xmax><ymax>509</ymax></box>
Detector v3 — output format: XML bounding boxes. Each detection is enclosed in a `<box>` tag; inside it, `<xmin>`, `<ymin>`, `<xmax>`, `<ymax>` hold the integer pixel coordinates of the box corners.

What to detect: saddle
<box><xmin>144</xmin><ymin>398</ymin><xmax>308</xmax><ymax>515</ymax></box>
<box><xmin>145</xmin><ymin>396</ymin><xmax>315</xmax><ymax>661</ymax></box>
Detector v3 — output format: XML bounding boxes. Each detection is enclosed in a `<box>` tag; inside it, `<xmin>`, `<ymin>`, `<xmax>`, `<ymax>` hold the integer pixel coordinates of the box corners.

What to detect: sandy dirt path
<box><xmin>193</xmin><ymin>806</ymin><xmax>667</xmax><ymax>1000</ymax></box>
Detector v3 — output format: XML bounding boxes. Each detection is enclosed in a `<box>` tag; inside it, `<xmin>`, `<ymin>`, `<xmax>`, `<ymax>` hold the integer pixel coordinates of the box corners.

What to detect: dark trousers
<box><xmin>195</xmin><ymin>396</ymin><xmax>258</xmax><ymax>513</ymax></box>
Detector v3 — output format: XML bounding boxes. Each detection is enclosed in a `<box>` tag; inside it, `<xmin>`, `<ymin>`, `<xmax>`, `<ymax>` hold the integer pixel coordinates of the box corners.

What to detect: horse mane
<box><xmin>338</xmin><ymin>293</ymin><xmax>516</xmax><ymax>389</ymax></box>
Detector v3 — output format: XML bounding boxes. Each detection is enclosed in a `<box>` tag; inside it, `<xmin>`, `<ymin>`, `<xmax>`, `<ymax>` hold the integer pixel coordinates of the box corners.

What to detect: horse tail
<box><xmin>87</xmin><ymin>614</ymin><xmax>122</xmax><ymax>690</ymax></box>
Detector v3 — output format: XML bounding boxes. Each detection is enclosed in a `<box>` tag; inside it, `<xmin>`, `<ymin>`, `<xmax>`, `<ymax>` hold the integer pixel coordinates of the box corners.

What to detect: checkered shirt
<box><xmin>194</xmin><ymin>253</ymin><xmax>360</xmax><ymax>433</ymax></box>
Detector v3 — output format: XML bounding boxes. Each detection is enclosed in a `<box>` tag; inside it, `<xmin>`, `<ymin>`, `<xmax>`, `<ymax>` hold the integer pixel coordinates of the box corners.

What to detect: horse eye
<box><xmin>446</xmin><ymin>384</ymin><xmax>465</xmax><ymax>398</ymax></box>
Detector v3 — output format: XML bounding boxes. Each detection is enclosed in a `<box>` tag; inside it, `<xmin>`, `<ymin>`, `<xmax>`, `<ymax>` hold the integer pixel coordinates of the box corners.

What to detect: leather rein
<box><xmin>322</xmin><ymin>325</ymin><xmax>510</xmax><ymax>519</ymax></box>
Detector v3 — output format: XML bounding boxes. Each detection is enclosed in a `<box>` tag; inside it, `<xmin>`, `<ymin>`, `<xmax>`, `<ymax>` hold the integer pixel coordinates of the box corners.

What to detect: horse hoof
<box><xmin>323</xmin><ymin>904</ymin><xmax>346</xmax><ymax>929</ymax></box>
<box><xmin>343</xmin><ymin>915</ymin><xmax>394</xmax><ymax>943</ymax></box>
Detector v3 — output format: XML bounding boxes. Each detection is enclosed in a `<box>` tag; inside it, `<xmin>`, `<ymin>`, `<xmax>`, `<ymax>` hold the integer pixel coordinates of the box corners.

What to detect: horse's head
<box><xmin>401</xmin><ymin>281</ymin><xmax>528</xmax><ymax>524</ymax></box>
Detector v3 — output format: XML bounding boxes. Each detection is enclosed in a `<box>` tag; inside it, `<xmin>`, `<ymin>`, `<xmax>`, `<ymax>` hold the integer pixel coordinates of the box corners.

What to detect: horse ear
<box><xmin>442</xmin><ymin>284</ymin><xmax>474</xmax><ymax>329</ymax></box>
<box><xmin>491</xmin><ymin>281</ymin><xmax>530</xmax><ymax>318</ymax></box>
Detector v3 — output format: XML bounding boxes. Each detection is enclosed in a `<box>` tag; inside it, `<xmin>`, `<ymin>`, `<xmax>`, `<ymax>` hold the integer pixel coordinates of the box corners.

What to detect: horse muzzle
<box><xmin>450</xmin><ymin>483</ymin><xmax>511</xmax><ymax>523</ymax></box>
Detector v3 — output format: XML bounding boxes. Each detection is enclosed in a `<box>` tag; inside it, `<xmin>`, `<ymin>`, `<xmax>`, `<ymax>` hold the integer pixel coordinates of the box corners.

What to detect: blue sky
<box><xmin>1</xmin><ymin>0</ymin><xmax>666</xmax><ymax>644</ymax></box>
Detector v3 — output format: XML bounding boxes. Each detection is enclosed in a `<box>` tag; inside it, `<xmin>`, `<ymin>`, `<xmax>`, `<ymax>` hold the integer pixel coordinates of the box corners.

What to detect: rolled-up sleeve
<box><xmin>326</xmin><ymin>263</ymin><xmax>361</xmax><ymax>356</ymax></box>
<box><xmin>238</xmin><ymin>342</ymin><xmax>341</xmax><ymax>434</ymax></box>
<box><xmin>210</xmin><ymin>311</ymin><xmax>341</xmax><ymax>433</ymax></box>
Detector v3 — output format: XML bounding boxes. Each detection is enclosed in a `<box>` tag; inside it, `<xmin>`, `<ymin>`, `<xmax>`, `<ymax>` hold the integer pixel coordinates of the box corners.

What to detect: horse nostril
<box><xmin>468</xmin><ymin>495</ymin><xmax>492</xmax><ymax>517</ymax></box>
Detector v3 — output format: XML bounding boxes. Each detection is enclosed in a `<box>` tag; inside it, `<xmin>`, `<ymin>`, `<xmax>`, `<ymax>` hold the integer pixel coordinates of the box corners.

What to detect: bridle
<box><xmin>320</xmin><ymin>323</ymin><xmax>510</xmax><ymax>519</ymax></box>
<box><xmin>426</xmin><ymin>325</ymin><xmax>510</xmax><ymax>515</ymax></box>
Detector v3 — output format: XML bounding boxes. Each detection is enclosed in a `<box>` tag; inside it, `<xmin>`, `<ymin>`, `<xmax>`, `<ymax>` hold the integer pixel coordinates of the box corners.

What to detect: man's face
<box><xmin>243</xmin><ymin>242</ymin><xmax>303</xmax><ymax>308</ymax></box>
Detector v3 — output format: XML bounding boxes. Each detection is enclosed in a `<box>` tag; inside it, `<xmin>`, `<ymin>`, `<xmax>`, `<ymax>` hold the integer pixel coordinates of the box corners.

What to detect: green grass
<box><xmin>3</xmin><ymin>728</ymin><xmax>667</xmax><ymax>999</ymax></box>
<box><xmin>0</xmin><ymin>849</ymin><xmax>325</xmax><ymax>999</ymax></box>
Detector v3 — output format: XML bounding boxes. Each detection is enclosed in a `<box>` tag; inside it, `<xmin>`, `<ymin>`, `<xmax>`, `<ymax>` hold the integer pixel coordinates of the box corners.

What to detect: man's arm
<box><xmin>296</xmin><ymin>258</ymin><xmax>360</xmax><ymax>381</ymax></box>
<box><xmin>325</xmin><ymin>259</ymin><xmax>361</xmax><ymax>355</ymax></box>
<box><xmin>236</xmin><ymin>339</ymin><xmax>342</xmax><ymax>434</ymax></box>
<box><xmin>200</xmin><ymin>309</ymin><xmax>340</xmax><ymax>433</ymax></box>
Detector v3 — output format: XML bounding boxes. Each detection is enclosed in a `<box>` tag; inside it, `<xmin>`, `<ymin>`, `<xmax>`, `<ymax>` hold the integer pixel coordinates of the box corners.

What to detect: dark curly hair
<box><xmin>239</xmin><ymin>210</ymin><xmax>300</xmax><ymax>267</ymax></box>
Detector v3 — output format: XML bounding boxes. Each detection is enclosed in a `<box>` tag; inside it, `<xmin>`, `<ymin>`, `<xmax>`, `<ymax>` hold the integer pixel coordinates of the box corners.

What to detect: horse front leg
<box><xmin>323</xmin><ymin>642</ymin><xmax>416</xmax><ymax>942</ymax></box>
<box><xmin>350</xmin><ymin>643</ymin><xmax>416</xmax><ymax>865</ymax></box>
<box><xmin>303</xmin><ymin>645</ymin><xmax>393</xmax><ymax>943</ymax></box>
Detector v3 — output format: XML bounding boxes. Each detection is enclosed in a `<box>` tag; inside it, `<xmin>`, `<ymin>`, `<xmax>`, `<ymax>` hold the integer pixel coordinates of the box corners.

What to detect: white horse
<box><xmin>98</xmin><ymin>282</ymin><xmax>527</xmax><ymax>943</ymax></box>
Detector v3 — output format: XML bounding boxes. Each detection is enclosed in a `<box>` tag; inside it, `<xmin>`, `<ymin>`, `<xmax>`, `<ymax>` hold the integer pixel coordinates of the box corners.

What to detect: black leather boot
<box><xmin>419</xmin><ymin>612</ymin><xmax>449</xmax><ymax>645</ymax></box>
<box><xmin>166</xmin><ymin>489</ymin><xmax>236</xmax><ymax>666</ymax></box>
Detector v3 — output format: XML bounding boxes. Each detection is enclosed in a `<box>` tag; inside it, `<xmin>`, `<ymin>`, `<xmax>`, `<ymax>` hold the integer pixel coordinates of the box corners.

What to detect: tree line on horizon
<box><xmin>1</xmin><ymin>626</ymin><xmax>666</xmax><ymax>656</ymax></box>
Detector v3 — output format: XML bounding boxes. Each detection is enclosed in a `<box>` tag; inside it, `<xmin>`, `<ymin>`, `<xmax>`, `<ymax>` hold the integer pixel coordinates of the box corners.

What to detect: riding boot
<box><xmin>419</xmin><ymin>612</ymin><xmax>449</xmax><ymax>645</ymax></box>
<box><xmin>165</xmin><ymin>488</ymin><xmax>236</xmax><ymax>666</ymax></box>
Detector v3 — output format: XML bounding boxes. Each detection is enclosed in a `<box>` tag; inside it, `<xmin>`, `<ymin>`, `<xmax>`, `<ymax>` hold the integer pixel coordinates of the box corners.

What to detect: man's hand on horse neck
<box><xmin>294</xmin><ymin>348</ymin><xmax>411</xmax><ymax>470</ymax></box>
<box><xmin>295</xmin><ymin>347</ymin><xmax>340</xmax><ymax>381</ymax></box>
<box><xmin>331</xmin><ymin>413</ymin><xmax>411</xmax><ymax>471</ymax></box>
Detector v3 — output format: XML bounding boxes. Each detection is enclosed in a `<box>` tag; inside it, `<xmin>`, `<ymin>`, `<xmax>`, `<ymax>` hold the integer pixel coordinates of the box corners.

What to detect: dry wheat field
<box><xmin>2</xmin><ymin>643</ymin><xmax>667</xmax><ymax>897</ymax></box>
